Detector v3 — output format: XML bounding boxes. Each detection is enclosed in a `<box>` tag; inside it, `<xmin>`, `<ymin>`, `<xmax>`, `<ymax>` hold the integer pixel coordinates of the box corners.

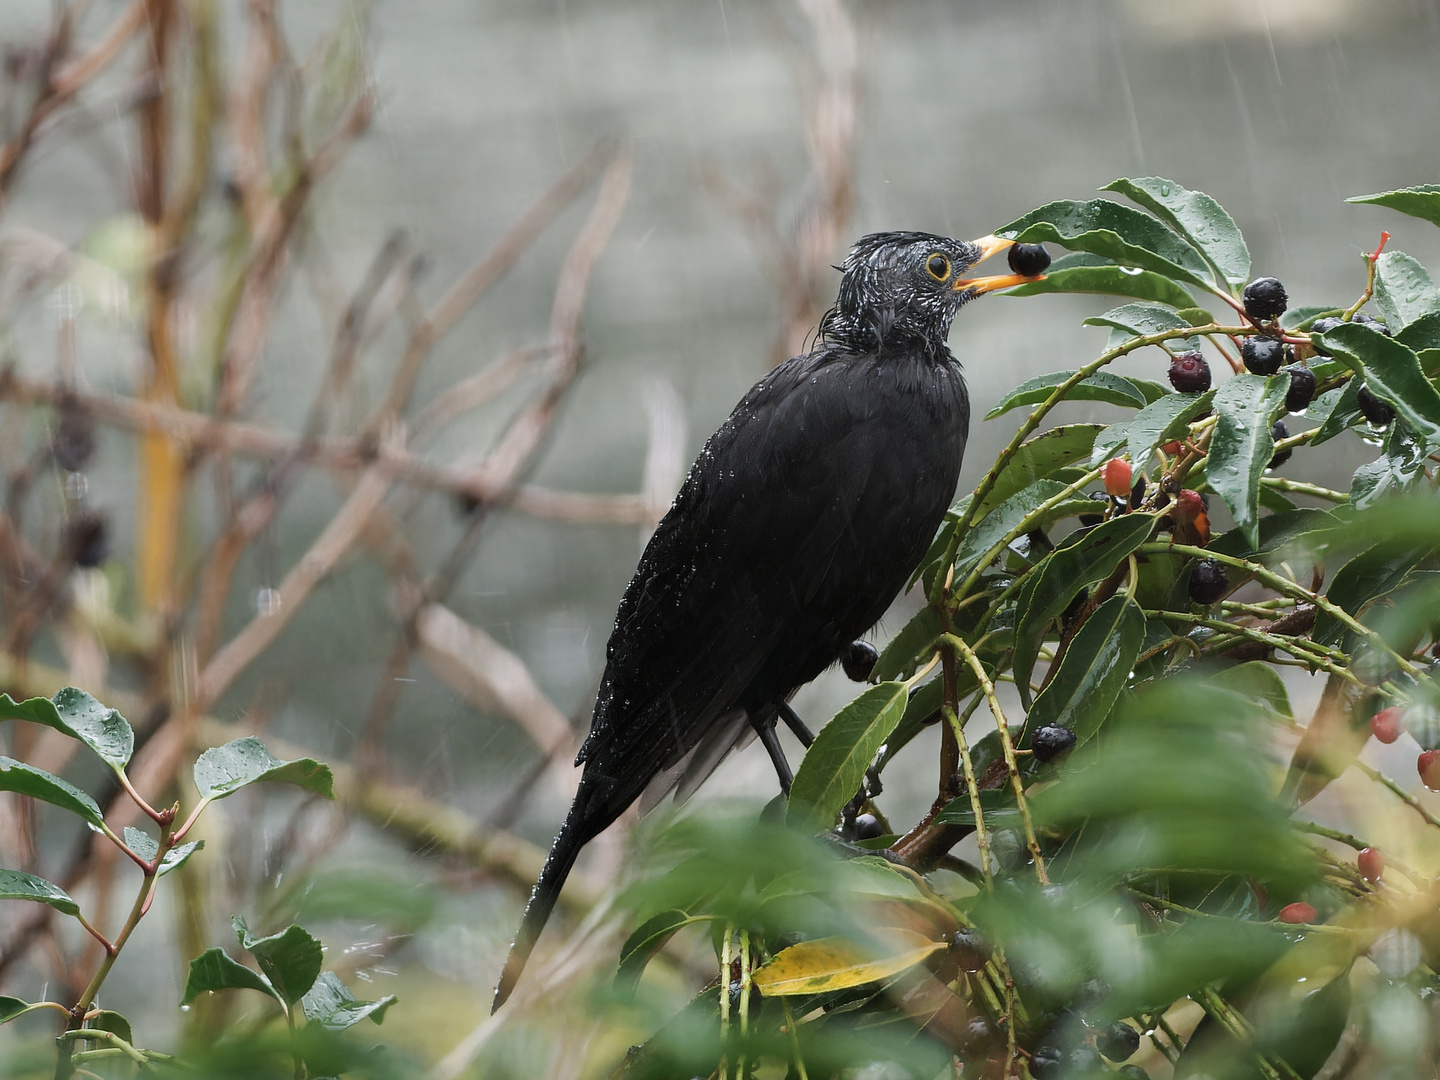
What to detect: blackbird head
<box><xmin>820</xmin><ymin>231</ymin><xmax>1040</xmax><ymax>354</ymax></box>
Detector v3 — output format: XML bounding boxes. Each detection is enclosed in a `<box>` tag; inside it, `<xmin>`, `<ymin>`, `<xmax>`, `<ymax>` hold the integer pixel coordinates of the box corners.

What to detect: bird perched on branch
<box><xmin>493</xmin><ymin>230</ymin><xmax>1042</xmax><ymax>1010</ymax></box>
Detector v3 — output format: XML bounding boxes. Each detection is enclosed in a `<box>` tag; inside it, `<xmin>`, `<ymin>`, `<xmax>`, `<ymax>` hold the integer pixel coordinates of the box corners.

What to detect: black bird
<box><xmin>493</xmin><ymin>230</ymin><xmax>1038</xmax><ymax>1010</ymax></box>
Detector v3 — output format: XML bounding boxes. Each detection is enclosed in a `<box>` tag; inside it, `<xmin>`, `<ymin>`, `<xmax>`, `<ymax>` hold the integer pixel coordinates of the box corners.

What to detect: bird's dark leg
<box><xmin>750</xmin><ymin>707</ymin><xmax>794</xmax><ymax>794</ymax></box>
<box><xmin>777</xmin><ymin>701</ymin><xmax>815</xmax><ymax>748</ymax></box>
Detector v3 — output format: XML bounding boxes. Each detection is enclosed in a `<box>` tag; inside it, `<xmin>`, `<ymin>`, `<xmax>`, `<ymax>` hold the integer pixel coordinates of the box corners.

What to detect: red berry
<box><xmin>1103</xmin><ymin>458</ymin><xmax>1132</xmax><ymax>498</ymax></box>
<box><xmin>1173</xmin><ymin>489</ymin><xmax>1205</xmax><ymax>523</ymax></box>
<box><xmin>1419</xmin><ymin>749</ymin><xmax>1440</xmax><ymax>791</ymax></box>
<box><xmin>1371</xmin><ymin>706</ymin><xmax>1404</xmax><ymax>744</ymax></box>
<box><xmin>1357</xmin><ymin>847</ymin><xmax>1384</xmax><ymax>884</ymax></box>
<box><xmin>1278</xmin><ymin>902</ymin><xmax>1317</xmax><ymax>925</ymax></box>
<box><xmin>1160</xmin><ymin>440</ymin><xmax>1184</xmax><ymax>456</ymax></box>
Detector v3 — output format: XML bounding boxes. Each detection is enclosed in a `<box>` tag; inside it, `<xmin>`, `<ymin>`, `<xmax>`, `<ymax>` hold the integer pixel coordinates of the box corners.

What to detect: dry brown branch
<box><xmin>367</xmin><ymin>141</ymin><xmax>618</xmax><ymax>431</ymax></box>
<box><xmin>195</xmin><ymin>454</ymin><xmax>395</xmax><ymax>709</ymax></box>
<box><xmin>415</xmin><ymin>603</ymin><xmax>574</xmax><ymax>756</ymax></box>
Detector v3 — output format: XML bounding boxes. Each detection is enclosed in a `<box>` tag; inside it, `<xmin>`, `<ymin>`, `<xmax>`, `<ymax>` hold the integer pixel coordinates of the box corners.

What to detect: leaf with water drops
<box><xmin>1103</xmin><ymin>176</ymin><xmax>1251</xmax><ymax>288</ymax></box>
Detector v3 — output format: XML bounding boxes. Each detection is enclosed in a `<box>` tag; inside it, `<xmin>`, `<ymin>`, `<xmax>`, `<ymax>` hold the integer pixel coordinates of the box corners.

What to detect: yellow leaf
<box><xmin>750</xmin><ymin>928</ymin><xmax>945</xmax><ymax>997</ymax></box>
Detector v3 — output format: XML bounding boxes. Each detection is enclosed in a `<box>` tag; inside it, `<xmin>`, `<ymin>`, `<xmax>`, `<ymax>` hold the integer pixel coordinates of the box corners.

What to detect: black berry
<box><xmin>1284</xmin><ymin>366</ymin><xmax>1316</xmax><ymax>412</ymax></box>
<box><xmin>1031</xmin><ymin>724</ymin><xmax>1077</xmax><ymax>763</ymax></box>
<box><xmin>959</xmin><ymin>1015</ymin><xmax>998</xmax><ymax>1054</ymax></box>
<box><xmin>1168</xmin><ymin>350</ymin><xmax>1211</xmax><ymax>392</ymax></box>
<box><xmin>52</xmin><ymin>402</ymin><xmax>95</xmax><ymax>473</ymax></box>
<box><xmin>841</xmin><ymin>640</ymin><xmax>878</xmax><ymax>682</ymax></box>
<box><xmin>1309</xmin><ymin>316</ymin><xmax>1344</xmax><ymax>355</ymax></box>
<box><xmin>1242</xmin><ymin>277</ymin><xmax>1288</xmax><ymax>321</ymax></box>
<box><xmin>1352</xmin><ymin>311</ymin><xmax>1392</xmax><ymax>336</ymax></box>
<box><xmin>1067</xmin><ymin>1046</ymin><xmax>1105</xmax><ymax>1077</ymax></box>
<box><xmin>1357</xmin><ymin>385</ymin><xmax>1396</xmax><ymax>426</ymax></box>
<box><xmin>1029</xmin><ymin>1046</ymin><xmax>1064</xmax><ymax>1078</ymax></box>
<box><xmin>1268</xmin><ymin>420</ymin><xmax>1292</xmax><ymax>469</ymax></box>
<box><xmin>1241</xmin><ymin>336</ymin><xmax>1286</xmax><ymax>375</ymax></box>
<box><xmin>851</xmin><ymin>813</ymin><xmax>883</xmax><ymax>840</ymax></box>
<box><xmin>1098</xmin><ymin>1023</ymin><xmax>1141</xmax><ymax>1062</ymax></box>
<box><xmin>949</xmin><ymin>928</ymin><xmax>991</xmax><ymax>972</ymax></box>
<box><xmin>1007</xmin><ymin>242</ymin><xmax>1051</xmax><ymax>277</ymax></box>
<box><xmin>67</xmin><ymin>512</ymin><xmax>109</xmax><ymax>569</ymax></box>
<box><xmin>1188</xmin><ymin>559</ymin><xmax>1229</xmax><ymax>605</ymax></box>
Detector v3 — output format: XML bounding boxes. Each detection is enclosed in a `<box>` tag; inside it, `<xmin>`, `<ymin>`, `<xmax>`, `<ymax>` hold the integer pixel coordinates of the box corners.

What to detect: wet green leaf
<box><xmin>122</xmin><ymin>827</ymin><xmax>204</xmax><ymax>876</ymax></box>
<box><xmin>789</xmin><ymin>683</ymin><xmax>907</xmax><ymax>829</ymax></box>
<box><xmin>1211</xmin><ymin>662</ymin><xmax>1292</xmax><ymax>720</ymax></box>
<box><xmin>233</xmin><ymin>916</ymin><xmax>324</xmax><ymax>1007</ymax></box>
<box><xmin>1320</xmin><ymin>322</ymin><xmax>1440</xmax><ymax>443</ymax></box>
<box><xmin>1103</xmin><ymin>177</ymin><xmax>1251</xmax><ymax>287</ymax></box>
<box><xmin>0</xmin><ymin>758</ymin><xmax>106</xmax><ymax>830</ymax></box>
<box><xmin>1347</xmin><ymin>184</ymin><xmax>1440</xmax><ymax>228</ymax></box>
<box><xmin>0</xmin><ymin>998</ymin><xmax>29</xmax><ymax>1024</ymax></box>
<box><xmin>978</xmin><ymin>424</ymin><xmax>1104</xmax><ymax>516</ymax></box>
<box><xmin>1308</xmin><ymin>379</ymin><xmax>1362</xmax><ymax>446</ymax></box>
<box><xmin>984</xmin><ymin>370</ymin><xmax>1161</xmax><ymax>419</ymax></box>
<box><xmin>876</xmin><ymin>677</ymin><xmax>950</xmax><ymax>773</ymax></box>
<box><xmin>81</xmin><ymin>1011</ymin><xmax>133</xmax><ymax>1047</ymax></box>
<box><xmin>1370</xmin><ymin>250</ymin><xmax>1440</xmax><ymax>332</ymax></box>
<box><xmin>193</xmin><ymin>737</ymin><xmax>334</xmax><ymax>802</ymax></box>
<box><xmin>616</xmin><ymin>909</ymin><xmax>702</xmax><ymax>999</ymax></box>
<box><xmin>1083</xmin><ymin>301</ymin><xmax>1200</xmax><ymax>354</ymax></box>
<box><xmin>300</xmin><ymin>971</ymin><xmax>396</xmax><ymax>1031</ymax></box>
<box><xmin>1091</xmin><ymin>390</ymin><xmax>1213</xmax><ymax>467</ymax></box>
<box><xmin>0</xmin><ymin>869</ymin><xmax>80</xmax><ymax>917</ymax></box>
<box><xmin>0</xmin><ymin>687</ymin><xmax>133</xmax><ymax>770</ymax></box>
<box><xmin>1208</xmin><ymin>373</ymin><xmax>1289</xmax><ymax>548</ymax></box>
<box><xmin>1396</xmin><ymin>310</ymin><xmax>1440</xmax><ymax>353</ymax></box>
<box><xmin>956</xmin><ymin>480</ymin><xmax>1068</xmax><ymax>582</ymax></box>
<box><xmin>872</xmin><ymin>607</ymin><xmax>942</xmax><ymax>683</ymax></box>
<box><xmin>182</xmin><ymin>948</ymin><xmax>277</xmax><ymax>1005</ymax></box>
<box><xmin>1002</xmin><ymin>252</ymin><xmax>1196</xmax><ymax>308</ymax></box>
<box><xmin>1023</xmin><ymin>595</ymin><xmax>1144</xmax><ymax>748</ymax></box>
<box><xmin>997</xmin><ymin>199</ymin><xmax>1214</xmax><ymax>289</ymax></box>
<box><xmin>1012</xmin><ymin>514</ymin><xmax>1157</xmax><ymax>704</ymax></box>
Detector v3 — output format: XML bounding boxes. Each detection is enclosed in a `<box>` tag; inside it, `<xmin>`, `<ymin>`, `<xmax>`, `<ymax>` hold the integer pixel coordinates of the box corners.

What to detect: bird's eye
<box><xmin>926</xmin><ymin>254</ymin><xmax>951</xmax><ymax>281</ymax></box>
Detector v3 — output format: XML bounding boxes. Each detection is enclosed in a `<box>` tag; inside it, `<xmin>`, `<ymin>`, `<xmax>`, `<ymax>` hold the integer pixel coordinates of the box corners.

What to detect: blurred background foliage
<box><xmin>0</xmin><ymin>0</ymin><xmax>1439</xmax><ymax>1077</ymax></box>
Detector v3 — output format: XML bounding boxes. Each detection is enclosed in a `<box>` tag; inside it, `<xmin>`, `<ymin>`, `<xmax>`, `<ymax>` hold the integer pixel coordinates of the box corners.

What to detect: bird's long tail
<box><xmin>491</xmin><ymin>783</ymin><xmax>601</xmax><ymax>1013</ymax></box>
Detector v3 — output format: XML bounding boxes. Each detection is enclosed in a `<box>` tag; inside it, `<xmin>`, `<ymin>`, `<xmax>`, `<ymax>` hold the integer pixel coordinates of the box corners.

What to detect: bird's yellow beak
<box><xmin>952</xmin><ymin>234</ymin><xmax>1044</xmax><ymax>294</ymax></box>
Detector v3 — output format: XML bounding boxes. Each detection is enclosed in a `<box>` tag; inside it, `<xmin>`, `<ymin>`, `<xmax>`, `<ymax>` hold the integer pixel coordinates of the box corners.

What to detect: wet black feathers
<box><xmin>493</xmin><ymin>231</ymin><xmax>981</xmax><ymax>1011</ymax></box>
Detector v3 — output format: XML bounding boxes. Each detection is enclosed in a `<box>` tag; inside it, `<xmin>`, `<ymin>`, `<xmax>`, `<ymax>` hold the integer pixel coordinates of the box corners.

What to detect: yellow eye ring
<box><xmin>925</xmin><ymin>254</ymin><xmax>951</xmax><ymax>281</ymax></box>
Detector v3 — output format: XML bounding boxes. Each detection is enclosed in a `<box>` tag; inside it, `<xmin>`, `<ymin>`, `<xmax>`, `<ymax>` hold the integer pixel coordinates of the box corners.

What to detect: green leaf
<box><xmin>934</xmin><ymin>788</ymin><xmax>1021</xmax><ymax>828</ymax></box>
<box><xmin>996</xmin><ymin>199</ymin><xmax>1214</xmax><ymax>290</ymax></box>
<box><xmin>1208</xmin><ymin>373</ymin><xmax>1290</xmax><ymax>548</ymax></box>
<box><xmin>1346</xmin><ymin>184</ymin><xmax>1440</xmax><ymax>228</ymax></box>
<box><xmin>978</xmin><ymin>424</ymin><xmax>1104</xmax><ymax>517</ymax></box>
<box><xmin>82</xmin><ymin>1010</ymin><xmax>133</xmax><ymax>1046</ymax></box>
<box><xmin>1002</xmin><ymin>252</ymin><xmax>1196</xmax><ymax>309</ymax></box>
<box><xmin>1103</xmin><ymin>177</ymin><xmax>1251</xmax><ymax>287</ymax></box>
<box><xmin>1083</xmin><ymin>302</ymin><xmax>1199</xmax><ymax>354</ymax></box>
<box><xmin>1023</xmin><ymin>595</ymin><xmax>1144</xmax><ymax>749</ymax></box>
<box><xmin>1370</xmin><ymin>251</ymin><xmax>1440</xmax><ymax>332</ymax></box>
<box><xmin>1011</xmin><ymin>513</ymin><xmax>1158</xmax><ymax>703</ymax></box>
<box><xmin>0</xmin><ymin>997</ymin><xmax>30</xmax><ymax>1024</ymax></box>
<box><xmin>182</xmin><ymin>947</ymin><xmax>278</xmax><ymax>1005</ymax></box>
<box><xmin>1314</xmin><ymin>541</ymin><xmax>1429</xmax><ymax>647</ymax></box>
<box><xmin>0</xmin><ymin>868</ymin><xmax>80</xmax><ymax>917</ymax></box>
<box><xmin>789</xmin><ymin>683</ymin><xmax>908</xmax><ymax>829</ymax></box>
<box><xmin>872</xmin><ymin>607</ymin><xmax>942</xmax><ymax>683</ymax></box>
<box><xmin>1211</xmin><ymin>663</ymin><xmax>1292</xmax><ymax>720</ymax></box>
<box><xmin>1090</xmin><ymin>390</ymin><xmax>1213</xmax><ymax>467</ymax></box>
<box><xmin>233</xmin><ymin>916</ymin><xmax>324</xmax><ymax>1007</ymax></box>
<box><xmin>0</xmin><ymin>758</ymin><xmax>106</xmax><ymax>830</ymax></box>
<box><xmin>300</xmin><ymin>971</ymin><xmax>396</xmax><ymax>1031</ymax></box>
<box><xmin>876</xmin><ymin>677</ymin><xmax>946</xmax><ymax>773</ymax></box>
<box><xmin>1351</xmin><ymin>420</ymin><xmax>1431</xmax><ymax>510</ymax></box>
<box><xmin>984</xmin><ymin>370</ymin><xmax>1159</xmax><ymax>420</ymax></box>
<box><xmin>0</xmin><ymin>687</ymin><xmax>133</xmax><ymax>770</ymax></box>
<box><xmin>1396</xmin><ymin>311</ymin><xmax>1440</xmax><ymax>353</ymax></box>
<box><xmin>1320</xmin><ymin>322</ymin><xmax>1440</xmax><ymax>443</ymax></box>
<box><xmin>193</xmin><ymin>737</ymin><xmax>334</xmax><ymax>802</ymax></box>
<box><xmin>121</xmin><ymin>825</ymin><xmax>203</xmax><ymax>876</ymax></box>
<box><xmin>955</xmin><ymin>480</ymin><xmax>1069</xmax><ymax>583</ymax></box>
<box><xmin>615</xmin><ymin>909</ymin><xmax>700</xmax><ymax>1000</ymax></box>
<box><xmin>1308</xmin><ymin>379</ymin><xmax>1362</xmax><ymax>446</ymax></box>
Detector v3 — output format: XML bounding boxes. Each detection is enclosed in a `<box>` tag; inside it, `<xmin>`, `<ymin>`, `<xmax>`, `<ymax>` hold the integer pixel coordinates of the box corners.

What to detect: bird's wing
<box><xmin>577</xmin><ymin>347</ymin><xmax>958</xmax><ymax>814</ymax></box>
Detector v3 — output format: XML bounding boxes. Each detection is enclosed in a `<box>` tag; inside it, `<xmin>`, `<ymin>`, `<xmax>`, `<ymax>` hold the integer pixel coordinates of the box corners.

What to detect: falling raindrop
<box><xmin>256</xmin><ymin>588</ymin><xmax>282</xmax><ymax>616</ymax></box>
